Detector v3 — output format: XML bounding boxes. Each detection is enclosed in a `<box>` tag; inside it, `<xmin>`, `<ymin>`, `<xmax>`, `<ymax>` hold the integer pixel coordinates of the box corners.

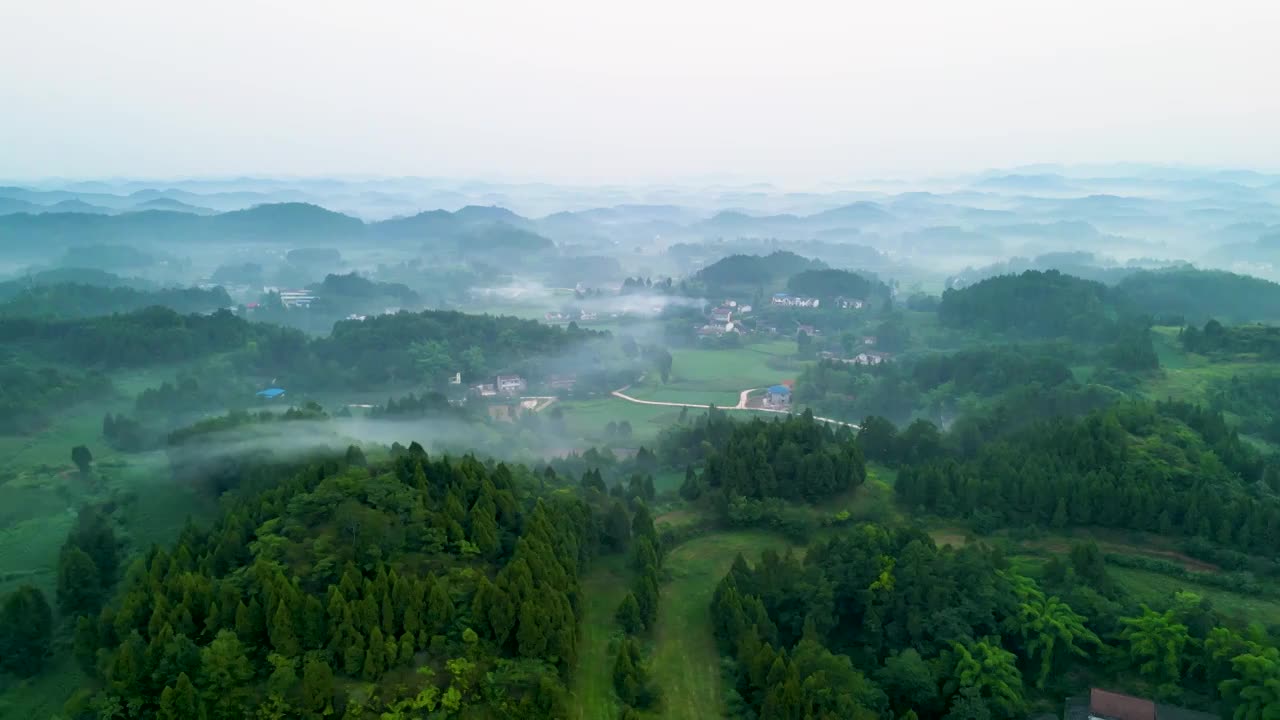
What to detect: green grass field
<box><xmin>0</xmin><ymin>654</ymin><xmax>85</xmax><ymax>720</ymax></box>
<box><xmin>650</xmin><ymin>531</ymin><xmax>794</xmax><ymax>719</ymax></box>
<box><xmin>1142</xmin><ymin>326</ymin><xmax>1266</xmax><ymax>402</ymax></box>
<box><xmin>1109</xmin><ymin>566</ymin><xmax>1280</xmax><ymax>626</ymax></box>
<box><xmin>555</xmin><ymin>397</ymin><xmax>687</xmax><ymax>445</ymax></box>
<box><xmin>570</xmin><ymin>555</ymin><xmax>634</xmax><ymax>720</ymax></box>
<box><xmin>626</xmin><ymin>342</ymin><xmax>804</xmax><ymax>407</ymax></box>
<box><xmin>812</xmin><ymin>465</ymin><xmax>900</xmax><ymax>527</ymax></box>
<box><xmin>0</xmin><ymin>365</ymin><xmax>223</xmax><ymax>716</ymax></box>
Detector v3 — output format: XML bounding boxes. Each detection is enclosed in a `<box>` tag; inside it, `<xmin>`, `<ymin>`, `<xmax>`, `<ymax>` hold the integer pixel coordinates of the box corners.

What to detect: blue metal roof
<box><xmin>767</xmin><ymin>385</ymin><xmax>790</xmax><ymax>394</ymax></box>
<box><xmin>256</xmin><ymin>388</ymin><xmax>286</xmax><ymax>398</ymax></box>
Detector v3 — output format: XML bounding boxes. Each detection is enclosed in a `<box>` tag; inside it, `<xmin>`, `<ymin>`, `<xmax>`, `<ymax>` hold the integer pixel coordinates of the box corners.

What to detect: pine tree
<box><xmin>234</xmin><ymin>599</ymin><xmax>266</xmax><ymax>650</ymax></box>
<box><xmin>69</xmin><ymin>506</ymin><xmax>120</xmax><ymax>587</ymax></box>
<box><xmin>301</xmin><ymin>595</ymin><xmax>326</xmax><ymax>650</ymax></box>
<box><xmin>616</xmin><ymin>593</ymin><xmax>644</xmax><ymax>634</ymax></box>
<box><xmin>380</xmin><ymin>593</ymin><xmax>395</xmax><ymax>637</ymax></box>
<box><xmin>0</xmin><ymin>585</ymin><xmax>53</xmax><ymax>676</ymax></box>
<box><xmin>342</xmin><ymin>629</ymin><xmax>365</xmax><ymax>676</ymax></box>
<box><xmin>199</xmin><ymin>630</ymin><xmax>255</xmax><ymax>720</ymax></box>
<box><xmin>633</xmin><ymin>536</ymin><xmax>658</xmax><ymax>573</ymax></box>
<box><xmin>398</xmin><ymin>631</ymin><xmax>415</xmax><ymax>666</ymax></box>
<box><xmin>470</xmin><ymin>499</ymin><xmax>501</xmax><ymax>558</ymax></box>
<box><xmin>159</xmin><ymin>671</ymin><xmax>201</xmax><ymax>720</ymax></box>
<box><xmin>364</xmin><ymin>627</ymin><xmax>386</xmax><ymax>680</ymax></box>
<box><xmin>1050</xmin><ymin>497</ymin><xmax>1068</xmax><ymax>529</ymax></box>
<box><xmin>270</xmin><ymin>600</ymin><xmax>299</xmax><ymax>657</ymax></box>
<box><xmin>604</xmin><ymin>500</ymin><xmax>632</xmax><ymax>550</ymax></box>
<box><xmin>631</xmin><ymin>503</ymin><xmax>656</xmax><ymax>544</ymax></box>
<box><xmin>633</xmin><ymin>573</ymin><xmax>659</xmax><ymax>629</ymax></box>
<box><xmin>74</xmin><ymin>615</ymin><xmax>101</xmax><ymax>676</ymax></box>
<box><xmin>613</xmin><ymin>637</ymin><xmax>640</xmax><ymax>705</ymax></box>
<box><xmin>299</xmin><ymin>658</ymin><xmax>335</xmax><ymax>718</ymax></box>
<box><xmin>426</xmin><ymin>580</ymin><xmax>454</xmax><ymax>632</ymax></box>
<box><xmin>679</xmin><ymin>466</ymin><xmax>702</xmax><ymax>500</ymax></box>
<box><xmin>518</xmin><ymin>597</ymin><xmax>550</xmax><ymax>658</ymax></box>
<box><xmin>57</xmin><ymin>545</ymin><xmax>103</xmax><ymax>616</ymax></box>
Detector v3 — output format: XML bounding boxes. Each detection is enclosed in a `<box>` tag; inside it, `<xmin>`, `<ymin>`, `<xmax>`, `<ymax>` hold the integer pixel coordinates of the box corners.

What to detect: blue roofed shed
<box><xmin>765</xmin><ymin>384</ymin><xmax>791</xmax><ymax>407</ymax></box>
<box><xmin>256</xmin><ymin>388</ymin><xmax>286</xmax><ymax>399</ymax></box>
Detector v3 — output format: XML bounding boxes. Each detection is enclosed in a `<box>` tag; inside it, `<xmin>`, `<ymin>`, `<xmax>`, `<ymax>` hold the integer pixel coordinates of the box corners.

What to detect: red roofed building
<box><xmin>1065</xmin><ymin>688</ymin><xmax>1216</xmax><ymax>720</ymax></box>
<box><xmin>1089</xmin><ymin>689</ymin><xmax>1155</xmax><ymax>720</ymax></box>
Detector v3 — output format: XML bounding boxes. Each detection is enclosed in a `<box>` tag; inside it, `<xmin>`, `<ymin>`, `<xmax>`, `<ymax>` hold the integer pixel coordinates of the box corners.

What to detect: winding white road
<box><xmin>610</xmin><ymin>385</ymin><xmax>859</xmax><ymax>430</ymax></box>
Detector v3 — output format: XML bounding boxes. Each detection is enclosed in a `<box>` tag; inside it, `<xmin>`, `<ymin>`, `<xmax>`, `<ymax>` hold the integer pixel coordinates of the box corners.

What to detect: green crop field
<box><xmin>570</xmin><ymin>555</ymin><xmax>634</xmax><ymax>720</ymax></box>
<box><xmin>650</xmin><ymin>531</ymin><xmax>795</xmax><ymax>719</ymax></box>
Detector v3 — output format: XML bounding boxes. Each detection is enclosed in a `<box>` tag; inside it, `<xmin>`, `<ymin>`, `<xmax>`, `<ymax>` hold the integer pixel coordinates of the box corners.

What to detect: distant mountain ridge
<box><xmin>0</xmin><ymin>202</ymin><xmax>556</xmax><ymax>252</ymax></box>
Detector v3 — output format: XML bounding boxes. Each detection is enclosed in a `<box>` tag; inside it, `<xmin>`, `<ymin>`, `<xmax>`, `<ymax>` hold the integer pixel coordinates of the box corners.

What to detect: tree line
<box><xmin>0</xmin><ymin>305</ymin><xmax>604</xmax><ymax>393</ymax></box>
<box><xmin>878</xmin><ymin>399</ymin><xmax>1279</xmax><ymax>558</ymax></box>
<box><xmin>712</xmin><ymin>522</ymin><xmax>1280</xmax><ymax>719</ymax></box>
<box><xmin>0</xmin><ymin>358</ymin><xmax>112</xmax><ymax>435</ymax></box>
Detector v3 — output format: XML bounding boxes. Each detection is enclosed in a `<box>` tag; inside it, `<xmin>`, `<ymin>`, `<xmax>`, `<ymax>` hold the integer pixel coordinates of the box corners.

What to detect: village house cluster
<box><xmin>770</xmin><ymin>292</ymin><xmax>819</xmax><ymax>308</ymax></box>
<box><xmin>468</xmin><ymin>374</ymin><xmax>529</xmax><ymax>398</ymax></box>
<box><xmin>698</xmin><ymin>299</ymin><xmax>752</xmax><ymax>336</ymax></box>
<box><xmin>544</xmin><ymin>309</ymin><xmax>602</xmax><ymax>324</ymax></box>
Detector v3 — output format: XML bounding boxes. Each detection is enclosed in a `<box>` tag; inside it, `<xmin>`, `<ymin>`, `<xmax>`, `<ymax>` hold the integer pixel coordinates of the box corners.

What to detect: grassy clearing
<box><xmin>627</xmin><ymin>344</ymin><xmax>805</xmax><ymax>407</ymax></box>
<box><xmin>650</xmin><ymin>531</ymin><xmax>794</xmax><ymax>720</ymax></box>
<box><xmin>0</xmin><ymin>654</ymin><xmax>85</xmax><ymax>720</ymax></box>
<box><xmin>918</xmin><ymin>524</ymin><xmax>1280</xmax><ymax>626</ymax></box>
<box><xmin>1110</xmin><ymin>566</ymin><xmax>1280</xmax><ymax>626</ymax></box>
<box><xmin>556</xmin><ymin>397</ymin><xmax>686</xmax><ymax>445</ymax></box>
<box><xmin>569</xmin><ymin>555</ymin><xmax>633</xmax><ymax>720</ymax></box>
<box><xmin>812</xmin><ymin>465</ymin><xmax>901</xmax><ymax>529</ymax></box>
<box><xmin>0</xmin><ymin>365</ymin><xmax>222</xmax><ymax>716</ymax></box>
<box><xmin>1142</xmin><ymin>327</ymin><xmax>1265</xmax><ymax>403</ymax></box>
<box><xmin>651</xmin><ymin>470</ymin><xmax>686</xmax><ymax>495</ymax></box>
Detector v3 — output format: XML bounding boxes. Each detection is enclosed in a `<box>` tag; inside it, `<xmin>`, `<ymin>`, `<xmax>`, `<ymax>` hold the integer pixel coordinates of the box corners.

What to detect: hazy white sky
<box><xmin>3</xmin><ymin>0</ymin><xmax>1278</xmax><ymax>183</ymax></box>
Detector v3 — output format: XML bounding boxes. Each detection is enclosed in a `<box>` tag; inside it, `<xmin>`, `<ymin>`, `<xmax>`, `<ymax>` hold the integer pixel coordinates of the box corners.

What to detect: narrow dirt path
<box><xmin>610</xmin><ymin>386</ymin><xmax>859</xmax><ymax>429</ymax></box>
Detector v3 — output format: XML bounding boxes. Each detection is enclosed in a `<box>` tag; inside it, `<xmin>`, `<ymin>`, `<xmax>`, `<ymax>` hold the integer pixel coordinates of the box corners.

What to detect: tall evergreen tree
<box><xmin>159</xmin><ymin>671</ymin><xmax>202</xmax><ymax>720</ymax></box>
<box><xmin>57</xmin><ymin>544</ymin><xmax>104</xmax><ymax>616</ymax></box>
<box><xmin>0</xmin><ymin>585</ymin><xmax>53</xmax><ymax>676</ymax></box>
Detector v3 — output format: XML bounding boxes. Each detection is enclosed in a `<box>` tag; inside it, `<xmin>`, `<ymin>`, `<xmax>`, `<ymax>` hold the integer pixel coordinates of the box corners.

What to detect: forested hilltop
<box><xmin>0</xmin><ymin>305</ymin><xmax>600</xmax><ymax>391</ymax></box>
<box><xmin>60</xmin><ymin>446</ymin><xmax>594</xmax><ymax>718</ymax></box>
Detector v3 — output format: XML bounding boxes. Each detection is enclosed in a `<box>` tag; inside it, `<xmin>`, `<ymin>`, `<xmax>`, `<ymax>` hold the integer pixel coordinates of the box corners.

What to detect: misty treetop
<box><xmin>1114</xmin><ymin>268</ymin><xmax>1280</xmax><ymax>325</ymax></box>
<box><xmin>0</xmin><ymin>282</ymin><xmax>232</xmax><ymax>319</ymax></box>
<box><xmin>312</xmin><ymin>308</ymin><xmax>600</xmax><ymax>387</ymax></box>
<box><xmin>938</xmin><ymin>269</ymin><xmax>1118</xmax><ymax>340</ymax></box>
<box><xmin>692</xmin><ymin>251</ymin><xmax>827</xmax><ymax>291</ymax></box>
<box><xmin>308</xmin><ymin>272</ymin><xmax>420</xmax><ymax>307</ymax></box>
<box><xmin>794</xmin><ymin>344</ymin><xmax>1088</xmax><ymax>426</ymax></box>
<box><xmin>0</xmin><ymin>359</ymin><xmax>113</xmax><ymax>435</ymax></box>
<box><xmin>0</xmin><ymin>304</ymin><xmax>602</xmax><ymax>390</ymax></box>
<box><xmin>0</xmin><ymin>267</ymin><xmax>152</xmax><ymax>299</ymax></box>
<box><xmin>784</xmin><ymin>268</ymin><xmax>882</xmax><ymax>302</ymax></box>
<box><xmin>1181</xmin><ymin>319</ymin><xmax>1280</xmax><ymax>359</ymax></box>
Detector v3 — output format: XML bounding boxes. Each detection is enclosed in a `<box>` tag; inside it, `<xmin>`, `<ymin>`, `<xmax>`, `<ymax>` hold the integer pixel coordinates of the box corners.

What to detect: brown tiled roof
<box><xmin>1091</xmin><ymin>688</ymin><xmax>1156</xmax><ymax>720</ymax></box>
